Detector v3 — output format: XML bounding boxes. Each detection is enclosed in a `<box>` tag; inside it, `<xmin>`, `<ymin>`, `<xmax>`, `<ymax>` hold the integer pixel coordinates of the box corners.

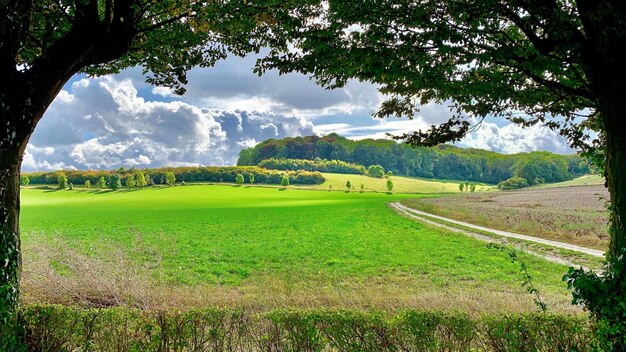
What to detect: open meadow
<box><xmin>20</xmin><ymin>184</ymin><xmax>577</xmax><ymax>314</ymax></box>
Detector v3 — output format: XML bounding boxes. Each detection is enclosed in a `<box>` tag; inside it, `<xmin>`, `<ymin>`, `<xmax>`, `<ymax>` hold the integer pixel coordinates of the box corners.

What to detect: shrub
<box><xmin>235</xmin><ymin>173</ymin><xmax>244</xmax><ymax>185</ymax></box>
<box><xmin>21</xmin><ymin>175</ymin><xmax>29</xmax><ymax>186</ymax></box>
<box><xmin>249</xmin><ymin>173</ymin><xmax>255</xmax><ymax>184</ymax></box>
<box><xmin>387</xmin><ymin>179</ymin><xmax>393</xmax><ymax>192</ymax></box>
<box><xmin>470</xmin><ymin>184</ymin><xmax>476</xmax><ymax>192</ymax></box>
<box><xmin>459</xmin><ymin>183</ymin><xmax>465</xmax><ymax>192</ymax></box>
<box><xmin>84</xmin><ymin>180</ymin><xmax>91</xmax><ymax>189</ymax></box>
<box><xmin>281</xmin><ymin>175</ymin><xmax>289</xmax><ymax>188</ymax></box>
<box><xmin>57</xmin><ymin>173</ymin><xmax>68</xmax><ymax>190</ymax></box>
<box><xmin>97</xmin><ymin>176</ymin><xmax>106</xmax><ymax>190</ymax></box>
<box><xmin>109</xmin><ymin>174</ymin><xmax>122</xmax><ymax>190</ymax></box>
<box><xmin>345</xmin><ymin>180</ymin><xmax>351</xmax><ymax>191</ymax></box>
<box><xmin>367</xmin><ymin>165</ymin><xmax>385</xmax><ymax>178</ymax></box>
<box><xmin>165</xmin><ymin>172</ymin><xmax>176</xmax><ymax>186</ymax></box>
<box><xmin>14</xmin><ymin>306</ymin><xmax>594</xmax><ymax>352</ymax></box>
<box><xmin>68</xmin><ymin>183</ymin><xmax>73</xmax><ymax>190</ymax></box>
<box><xmin>498</xmin><ymin>176</ymin><xmax>529</xmax><ymax>190</ymax></box>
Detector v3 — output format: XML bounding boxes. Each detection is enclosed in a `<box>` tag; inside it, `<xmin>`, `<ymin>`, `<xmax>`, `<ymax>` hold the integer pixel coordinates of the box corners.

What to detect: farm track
<box><xmin>390</xmin><ymin>202</ymin><xmax>604</xmax><ymax>267</ymax></box>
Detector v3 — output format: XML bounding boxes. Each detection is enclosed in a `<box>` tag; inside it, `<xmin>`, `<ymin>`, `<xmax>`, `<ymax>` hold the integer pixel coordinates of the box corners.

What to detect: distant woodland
<box><xmin>238</xmin><ymin>134</ymin><xmax>591</xmax><ymax>185</ymax></box>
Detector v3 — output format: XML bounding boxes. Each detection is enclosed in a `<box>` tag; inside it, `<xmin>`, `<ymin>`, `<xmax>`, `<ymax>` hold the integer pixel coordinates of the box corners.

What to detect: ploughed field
<box><xmin>402</xmin><ymin>183</ymin><xmax>609</xmax><ymax>250</ymax></box>
<box><xmin>20</xmin><ymin>184</ymin><xmax>577</xmax><ymax>313</ymax></box>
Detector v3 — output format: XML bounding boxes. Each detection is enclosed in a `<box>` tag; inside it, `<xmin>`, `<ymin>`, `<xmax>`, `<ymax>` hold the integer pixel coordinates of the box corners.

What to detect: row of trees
<box><xmin>259</xmin><ymin>158</ymin><xmax>365</xmax><ymax>175</ymax></box>
<box><xmin>238</xmin><ymin>134</ymin><xmax>591</xmax><ymax>185</ymax></box>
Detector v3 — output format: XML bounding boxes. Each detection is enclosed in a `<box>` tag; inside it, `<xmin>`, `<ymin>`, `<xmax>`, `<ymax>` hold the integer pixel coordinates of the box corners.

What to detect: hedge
<box><xmin>2</xmin><ymin>305</ymin><xmax>594</xmax><ymax>351</ymax></box>
<box><xmin>23</xmin><ymin>166</ymin><xmax>325</xmax><ymax>186</ymax></box>
<box><xmin>259</xmin><ymin>158</ymin><xmax>366</xmax><ymax>175</ymax></box>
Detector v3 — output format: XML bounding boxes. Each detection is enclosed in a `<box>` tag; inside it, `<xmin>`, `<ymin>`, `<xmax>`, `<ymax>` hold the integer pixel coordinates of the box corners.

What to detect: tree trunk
<box><xmin>602</xmin><ymin>96</ymin><xmax>626</xmax><ymax>261</ymax></box>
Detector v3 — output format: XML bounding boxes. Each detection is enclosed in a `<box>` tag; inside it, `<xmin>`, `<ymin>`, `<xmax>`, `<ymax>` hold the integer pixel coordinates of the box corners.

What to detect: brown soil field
<box><xmin>402</xmin><ymin>185</ymin><xmax>610</xmax><ymax>250</ymax></box>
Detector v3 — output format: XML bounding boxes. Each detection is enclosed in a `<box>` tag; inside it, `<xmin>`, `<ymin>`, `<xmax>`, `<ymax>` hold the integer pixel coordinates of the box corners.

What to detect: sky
<box><xmin>23</xmin><ymin>53</ymin><xmax>575</xmax><ymax>171</ymax></box>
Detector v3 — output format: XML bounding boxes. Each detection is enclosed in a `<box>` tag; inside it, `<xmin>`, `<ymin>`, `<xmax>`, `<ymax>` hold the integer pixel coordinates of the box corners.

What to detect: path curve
<box><xmin>390</xmin><ymin>202</ymin><xmax>605</xmax><ymax>258</ymax></box>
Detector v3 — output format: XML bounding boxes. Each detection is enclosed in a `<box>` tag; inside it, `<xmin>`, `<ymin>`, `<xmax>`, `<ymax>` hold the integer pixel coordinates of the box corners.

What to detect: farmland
<box><xmin>401</xmin><ymin>182</ymin><xmax>609</xmax><ymax>250</ymax></box>
<box><xmin>20</xmin><ymin>184</ymin><xmax>576</xmax><ymax>313</ymax></box>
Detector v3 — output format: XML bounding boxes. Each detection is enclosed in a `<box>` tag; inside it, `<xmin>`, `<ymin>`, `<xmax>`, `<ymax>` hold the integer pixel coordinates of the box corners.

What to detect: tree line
<box><xmin>23</xmin><ymin>166</ymin><xmax>325</xmax><ymax>188</ymax></box>
<box><xmin>238</xmin><ymin>134</ymin><xmax>591</xmax><ymax>185</ymax></box>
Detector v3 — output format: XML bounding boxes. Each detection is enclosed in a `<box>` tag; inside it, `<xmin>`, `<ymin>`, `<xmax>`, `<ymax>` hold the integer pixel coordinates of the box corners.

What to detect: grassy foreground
<box><xmin>21</xmin><ymin>185</ymin><xmax>575</xmax><ymax>312</ymax></box>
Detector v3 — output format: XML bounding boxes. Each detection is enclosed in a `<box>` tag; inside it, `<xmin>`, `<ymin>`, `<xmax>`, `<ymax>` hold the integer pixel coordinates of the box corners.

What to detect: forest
<box><xmin>237</xmin><ymin>134</ymin><xmax>591</xmax><ymax>185</ymax></box>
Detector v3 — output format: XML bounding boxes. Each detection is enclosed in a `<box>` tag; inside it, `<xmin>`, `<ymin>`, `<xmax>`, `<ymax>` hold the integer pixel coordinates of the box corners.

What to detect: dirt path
<box><xmin>390</xmin><ymin>202</ymin><xmax>605</xmax><ymax>262</ymax></box>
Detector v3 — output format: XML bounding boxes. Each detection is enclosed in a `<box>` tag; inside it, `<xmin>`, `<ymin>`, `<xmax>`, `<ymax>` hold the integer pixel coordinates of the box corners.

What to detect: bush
<box><xmin>84</xmin><ymin>180</ymin><xmax>91</xmax><ymax>189</ymax></box>
<box><xmin>57</xmin><ymin>173</ymin><xmax>68</xmax><ymax>190</ymax></box>
<box><xmin>109</xmin><ymin>174</ymin><xmax>122</xmax><ymax>190</ymax></box>
<box><xmin>165</xmin><ymin>172</ymin><xmax>176</xmax><ymax>186</ymax></box>
<box><xmin>387</xmin><ymin>179</ymin><xmax>393</xmax><ymax>192</ymax></box>
<box><xmin>14</xmin><ymin>305</ymin><xmax>594</xmax><ymax>352</ymax></box>
<box><xmin>498</xmin><ymin>176</ymin><xmax>530</xmax><ymax>190</ymax></box>
<box><xmin>345</xmin><ymin>180</ymin><xmax>351</xmax><ymax>191</ymax></box>
<box><xmin>136</xmin><ymin>172</ymin><xmax>147</xmax><ymax>187</ymax></box>
<box><xmin>249</xmin><ymin>173</ymin><xmax>255</xmax><ymax>184</ymax></box>
<box><xmin>97</xmin><ymin>176</ymin><xmax>106</xmax><ymax>190</ymax></box>
<box><xmin>125</xmin><ymin>174</ymin><xmax>135</xmax><ymax>188</ymax></box>
<box><xmin>367</xmin><ymin>165</ymin><xmax>385</xmax><ymax>178</ymax></box>
<box><xmin>281</xmin><ymin>175</ymin><xmax>289</xmax><ymax>188</ymax></box>
<box><xmin>20</xmin><ymin>175</ymin><xmax>29</xmax><ymax>186</ymax></box>
<box><xmin>235</xmin><ymin>173</ymin><xmax>244</xmax><ymax>185</ymax></box>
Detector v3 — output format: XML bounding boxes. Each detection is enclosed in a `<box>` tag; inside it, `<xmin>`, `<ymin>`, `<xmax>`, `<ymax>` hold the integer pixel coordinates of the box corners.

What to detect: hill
<box><xmin>237</xmin><ymin>134</ymin><xmax>590</xmax><ymax>185</ymax></box>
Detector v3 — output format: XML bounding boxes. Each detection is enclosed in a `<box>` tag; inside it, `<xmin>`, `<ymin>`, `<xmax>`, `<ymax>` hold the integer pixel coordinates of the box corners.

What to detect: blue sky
<box><xmin>23</xmin><ymin>53</ymin><xmax>574</xmax><ymax>171</ymax></box>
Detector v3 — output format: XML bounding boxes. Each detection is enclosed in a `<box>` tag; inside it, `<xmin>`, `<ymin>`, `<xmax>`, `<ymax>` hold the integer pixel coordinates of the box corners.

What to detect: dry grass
<box><xmin>21</xmin><ymin>233</ymin><xmax>580</xmax><ymax>316</ymax></box>
<box><xmin>402</xmin><ymin>185</ymin><xmax>610</xmax><ymax>250</ymax></box>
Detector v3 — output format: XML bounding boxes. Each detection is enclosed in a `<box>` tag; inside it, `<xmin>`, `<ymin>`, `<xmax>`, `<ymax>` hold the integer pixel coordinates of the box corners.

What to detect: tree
<box><xmin>470</xmin><ymin>184</ymin><xmax>477</xmax><ymax>193</ymax></box>
<box><xmin>387</xmin><ymin>171</ymin><xmax>393</xmax><ymax>177</ymax></box>
<box><xmin>360</xmin><ymin>184</ymin><xmax>365</xmax><ymax>193</ymax></box>
<box><xmin>109</xmin><ymin>174</ymin><xmax>122</xmax><ymax>190</ymax></box>
<box><xmin>0</xmin><ymin>1</ymin><xmax>278</xmax><ymax>326</ymax></box>
<box><xmin>68</xmin><ymin>182</ymin><xmax>73</xmax><ymax>190</ymax></box>
<box><xmin>458</xmin><ymin>183</ymin><xmax>464</xmax><ymax>192</ymax></box>
<box><xmin>20</xmin><ymin>176</ymin><xmax>29</xmax><ymax>187</ymax></box>
<box><xmin>249</xmin><ymin>173</ymin><xmax>255</xmax><ymax>185</ymax></box>
<box><xmin>165</xmin><ymin>172</ymin><xmax>176</xmax><ymax>187</ymax></box>
<box><xmin>136</xmin><ymin>172</ymin><xmax>147</xmax><ymax>188</ymax></box>
<box><xmin>125</xmin><ymin>174</ymin><xmax>136</xmax><ymax>188</ymax></box>
<box><xmin>235</xmin><ymin>173</ymin><xmax>245</xmax><ymax>185</ymax></box>
<box><xmin>386</xmin><ymin>179</ymin><xmax>393</xmax><ymax>193</ymax></box>
<box><xmin>345</xmin><ymin>180</ymin><xmax>351</xmax><ymax>191</ymax></box>
<box><xmin>281</xmin><ymin>175</ymin><xmax>290</xmax><ymax>188</ymax></box>
<box><xmin>97</xmin><ymin>176</ymin><xmax>107</xmax><ymax>190</ymax></box>
<box><xmin>257</xmin><ymin>5</ymin><xmax>626</xmax><ymax>342</ymax></box>
<box><xmin>57</xmin><ymin>173</ymin><xmax>68</xmax><ymax>190</ymax></box>
<box><xmin>367</xmin><ymin>165</ymin><xmax>385</xmax><ymax>178</ymax></box>
<box><xmin>84</xmin><ymin>180</ymin><xmax>91</xmax><ymax>189</ymax></box>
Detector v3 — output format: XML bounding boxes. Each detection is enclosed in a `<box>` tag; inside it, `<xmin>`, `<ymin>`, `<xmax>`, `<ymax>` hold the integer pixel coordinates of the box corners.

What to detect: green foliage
<box><xmin>281</xmin><ymin>175</ymin><xmax>289</xmax><ymax>188</ymax></box>
<box><xmin>498</xmin><ymin>176</ymin><xmax>530</xmax><ymax>191</ymax></box>
<box><xmin>57</xmin><ymin>173</ymin><xmax>67</xmax><ymax>190</ymax></box>
<box><xmin>20</xmin><ymin>176</ymin><xmax>29</xmax><ymax>186</ymax></box>
<box><xmin>459</xmin><ymin>183</ymin><xmax>464</xmax><ymax>192</ymax></box>
<box><xmin>239</xmin><ymin>134</ymin><xmax>588</xmax><ymax>184</ymax></box>
<box><xmin>24</xmin><ymin>166</ymin><xmax>325</xmax><ymax>187</ymax></box>
<box><xmin>469</xmin><ymin>184</ymin><xmax>476</xmax><ymax>192</ymax></box>
<box><xmin>68</xmin><ymin>183</ymin><xmax>73</xmax><ymax>191</ymax></box>
<box><xmin>345</xmin><ymin>180</ymin><xmax>351</xmax><ymax>191</ymax></box>
<box><xmin>367</xmin><ymin>165</ymin><xmax>385</xmax><ymax>178</ymax></box>
<box><xmin>235</xmin><ymin>173</ymin><xmax>244</xmax><ymax>185</ymax></box>
<box><xmin>386</xmin><ymin>179</ymin><xmax>393</xmax><ymax>192</ymax></box>
<box><xmin>12</xmin><ymin>305</ymin><xmax>593</xmax><ymax>351</ymax></box>
<box><xmin>387</xmin><ymin>171</ymin><xmax>393</xmax><ymax>177</ymax></box>
<box><xmin>84</xmin><ymin>180</ymin><xmax>90</xmax><ymax>189</ymax></box>
<box><xmin>260</xmin><ymin>157</ymin><xmax>366</xmax><ymax>175</ymax></box>
<box><xmin>97</xmin><ymin>177</ymin><xmax>106</xmax><ymax>190</ymax></box>
<box><xmin>125</xmin><ymin>174</ymin><xmax>135</xmax><ymax>188</ymax></box>
<box><xmin>249</xmin><ymin>173</ymin><xmax>255</xmax><ymax>184</ymax></box>
<box><xmin>135</xmin><ymin>172</ymin><xmax>147</xmax><ymax>187</ymax></box>
<box><xmin>165</xmin><ymin>172</ymin><xmax>176</xmax><ymax>186</ymax></box>
<box><xmin>109</xmin><ymin>174</ymin><xmax>122</xmax><ymax>190</ymax></box>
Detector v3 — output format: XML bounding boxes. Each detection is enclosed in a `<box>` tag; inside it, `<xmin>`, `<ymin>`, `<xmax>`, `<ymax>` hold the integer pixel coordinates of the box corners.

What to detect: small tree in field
<box><xmin>68</xmin><ymin>183</ymin><xmax>73</xmax><ymax>190</ymax></box>
<box><xmin>281</xmin><ymin>175</ymin><xmax>290</xmax><ymax>188</ymax></box>
<box><xmin>57</xmin><ymin>173</ymin><xmax>68</xmax><ymax>190</ymax></box>
<box><xmin>387</xmin><ymin>171</ymin><xmax>393</xmax><ymax>177</ymax></box>
<box><xmin>136</xmin><ymin>172</ymin><xmax>147</xmax><ymax>187</ymax></box>
<box><xmin>345</xmin><ymin>180</ymin><xmax>352</xmax><ymax>192</ymax></box>
<box><xmin>360</xmin><ymin>184</ymin><xmax>365</xmax><ymax>193</ymax></box>
<box><xmin>84</xmin><ymin>180</ymin><xmax>91</xmax><ymax>189</ymax></box>
<box><xmin>20</xmin><ymin>176</ymin><xmax>29</xmax><ymax>187</ymax></box>
<box><xmin>470</xmin><ymin>184</ymin><xmax>476</xmax><ymax>192</ymax></box>
<box><xmin>367</xmin><ymin>165</ymin><xmax>385</xmax><ymax>178</ymax></box>
<box><xmin>249</xmin><ymin>173</ymin><xmax>255</xmax><ymax>185</ymax></box>
<box><xmin>109</xmin><ymin>174</ymin><xmax>122</xmax><ymax>190</ymax></box>
<box><xmin>126</xmin><ymin>175</ymin><xmax>136</xmax><ymax>188</ymax></box>
<box><xmin>386</xmin><ymin>179</ymin><xmax>393</xmax><ymax>193</ymax></box>
<box><xmin>97</xmin><ymin>177</ymin><xmax>106</xmax><ymax>190</ymax></box>
<box><xmin>465</xmin><ymin>182</ymin><xmax>470</xmax><ymax>191</ymax></box>
<box><xmin>165</xmin><ymin>172</ymin><xmax>176</xmax><ymax>186</ymax></box>
<box><xmin>459</xmin><ymin>183</ymin><xmax>465</xmax><ymax>192</ymax></box>
<box><xmin>236</xmin><ymin>173</ymin><xmax>245</xmax><ymax>185</ymax></box>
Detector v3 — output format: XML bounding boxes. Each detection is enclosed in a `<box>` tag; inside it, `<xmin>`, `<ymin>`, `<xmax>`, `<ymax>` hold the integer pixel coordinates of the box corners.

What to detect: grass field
<box><xmin>402</xmin><ymin>184</ymin><xmax>609</xmax><ymax>250</ymax></box>
<box><xmin>529</xmin><ymin>174</ymin><xmax>604</xmax><ymax>189</ymax></box>
<box><xmin>298</xmin><ymin>173</ymin><xmax>495</xmax><ymax>193</ymax></box>
<box><xmin>21</xmin><ymin>185</ymin><xmax>576</xmax><ymax>313</ymax></box>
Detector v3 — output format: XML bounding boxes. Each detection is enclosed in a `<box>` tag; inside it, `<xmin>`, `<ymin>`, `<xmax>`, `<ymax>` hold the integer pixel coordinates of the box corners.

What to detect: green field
<box><xmin>21</xmin><ymin>185</ymin><xmax>575</xmax><ymax>312</ymax></box>
<box><xmin>528</xmin><ymin>174</ymin><xmax>604</xmax><ymax>189</ymax></box>
<box><xmin>298</xmin><ymin>173</ymin><xmax>495</xmax><ymax>193</ymax></box>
